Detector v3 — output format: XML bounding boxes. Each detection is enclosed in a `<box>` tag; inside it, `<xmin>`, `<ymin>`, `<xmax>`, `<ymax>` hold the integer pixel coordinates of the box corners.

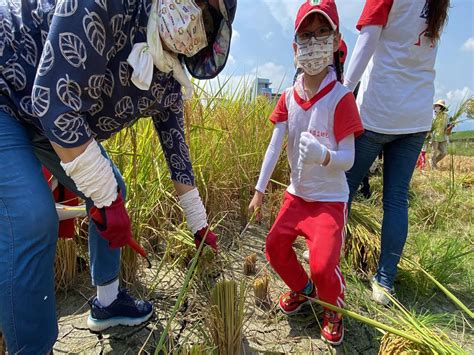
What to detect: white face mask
<box><xmin>158</xmin><ymin>0</ymin><xmax>208</xmax><ymax>57</ymax></box>
<box><xmin>295</xmin><ymin>35</ymin><xmax>334</xmax><ymax>76</ymax></box>
<box><xmin>434</xmin><ymin>106</ymin><xmax>442</xmax><ymax>113</ymax></box>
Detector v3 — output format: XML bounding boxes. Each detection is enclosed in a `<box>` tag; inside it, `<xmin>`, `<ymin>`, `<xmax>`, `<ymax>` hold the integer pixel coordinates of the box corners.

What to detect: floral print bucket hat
<box><xmin>182</xmin><ymin>0</ymin><xmax>237</xmax><ymax>79</ymax></box>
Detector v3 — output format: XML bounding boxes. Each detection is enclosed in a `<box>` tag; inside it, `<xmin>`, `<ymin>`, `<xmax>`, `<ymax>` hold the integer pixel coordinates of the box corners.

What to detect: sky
<box><xmin>203</xmin><ymin>0</ymin><xmax>474</xmax><ymax>130</ymax></box>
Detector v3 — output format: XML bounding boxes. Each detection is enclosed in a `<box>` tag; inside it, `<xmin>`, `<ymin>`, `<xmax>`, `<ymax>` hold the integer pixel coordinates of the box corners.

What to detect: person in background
<box><xmin>343</xmin><ymin>0</ymin><xmax>450</xmax><ymax>305</ymax></box>
<box><xmin>429</xmin><ymin>99</ymin><xmax>452</xmax><ymax>169</ymax></box>
<box><xmin>0</xmin><ymin>0</ymin><xmax>236</xmax><ymax>353</ymax></box>
<box><xmin>249</xmin><ymin>0</ymin><xmax>363</xmax><ymax>345</ymax></box>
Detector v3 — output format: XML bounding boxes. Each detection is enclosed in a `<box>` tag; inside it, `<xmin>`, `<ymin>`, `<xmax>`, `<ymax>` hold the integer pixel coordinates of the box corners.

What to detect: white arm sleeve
<box><xmin>326</xmin><ymin>134</ymin><xmax>355</xmax><ymax>172</ymax></box>
<box><xmin>60</xmin><ymin>140</ymin><xmax>118</xmax><ymax>208</ymax></box>
<box><xmin>343</xmin><ymin>25</ymin><xmax>383</xmax><ymax>92</ymax></box>
<box><xmin>255</xmin><ymin>122</ymin><xmax>287</xmax><ymax>193</ymax></box>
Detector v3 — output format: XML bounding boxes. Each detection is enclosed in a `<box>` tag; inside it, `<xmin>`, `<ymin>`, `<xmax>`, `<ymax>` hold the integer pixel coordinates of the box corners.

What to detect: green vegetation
<box><xmin>450</xmin><ymin>130</ymin><xmax>474</xmax><ymax>141</ymax></box>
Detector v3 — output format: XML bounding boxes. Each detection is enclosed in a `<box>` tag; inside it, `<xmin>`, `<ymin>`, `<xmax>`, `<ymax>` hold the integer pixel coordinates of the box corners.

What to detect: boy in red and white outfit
<box><xmin>249</xmin><ymin>0</ymin><xmax>363</xmax><ymax>346</ymax></box>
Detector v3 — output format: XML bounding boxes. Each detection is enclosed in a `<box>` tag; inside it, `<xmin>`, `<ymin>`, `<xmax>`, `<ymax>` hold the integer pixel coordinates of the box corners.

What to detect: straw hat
<box><xmin>433</xmin><ymin>99</ymin><xmax>447</xmax><ymax>110</ymax></box>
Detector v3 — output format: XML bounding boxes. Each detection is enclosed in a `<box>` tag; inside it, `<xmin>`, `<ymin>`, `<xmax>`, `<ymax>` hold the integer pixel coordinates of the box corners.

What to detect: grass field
<box><xmin>449</xmin><ymin>130</ymin><xmax>474</xmax><ymax>156</ymax></box>
<box><xmin>451</xmin><ymin>130</ymin><xmax>474</xmax><ymax>141</ymax></box>
<box><xmin>448</xmin><ymin>140</ymin><xmax>474</xmax><ymax>156</ymax></box>
<box><xmin>2</xmin><ymin>93</ymin><xmax>471</xmax><ymax>354</ymax></box>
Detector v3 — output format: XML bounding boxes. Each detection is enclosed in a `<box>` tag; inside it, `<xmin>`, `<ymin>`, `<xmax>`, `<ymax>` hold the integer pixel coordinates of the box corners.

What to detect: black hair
<box><xmin>333</xmin><ymin>50</ymin><xmax>343</xmax><ymax>83</ymax></box>
<box><xmin>292</xmin><ymin>67</ymin><xmax>303</xmax><ymax>85</ymax></box>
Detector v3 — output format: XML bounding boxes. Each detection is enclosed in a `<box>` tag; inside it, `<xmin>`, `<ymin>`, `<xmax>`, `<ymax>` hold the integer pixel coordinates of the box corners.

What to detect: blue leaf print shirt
<box><xmin>0</xmin><ymin>0</ymin><xmax>183</xmax><ymax>148</ymax></box>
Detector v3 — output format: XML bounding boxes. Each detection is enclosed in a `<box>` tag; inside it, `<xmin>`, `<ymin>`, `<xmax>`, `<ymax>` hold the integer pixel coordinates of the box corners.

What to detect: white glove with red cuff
<box><xmin>299</xmin><ymin>132</ymin><xmax>328</xmax><ymax>166</ymax></box>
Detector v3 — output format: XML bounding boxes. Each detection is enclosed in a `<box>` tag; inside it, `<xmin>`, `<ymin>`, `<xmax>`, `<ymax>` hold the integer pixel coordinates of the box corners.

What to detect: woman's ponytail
<box><xmin>427</xmin><ymin>0</ymin><xmax>450</xmax><ymax>41</ymax></box>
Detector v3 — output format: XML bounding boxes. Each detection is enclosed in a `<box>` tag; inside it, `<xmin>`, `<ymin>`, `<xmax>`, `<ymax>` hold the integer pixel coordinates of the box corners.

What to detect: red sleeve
<box><xmin>356</xmin><ymin>0</ymin><xmax>394</xmax><ymax>31</ymax></box>
<box><xmin>334</xmin><ymin>93</ymin><xmax>364</xmax><ymax>143</ymax></box>
<box><xmin>269</xmin><ymin>91</ymin><xmax>288</xmax><ymax>124</ymax></box>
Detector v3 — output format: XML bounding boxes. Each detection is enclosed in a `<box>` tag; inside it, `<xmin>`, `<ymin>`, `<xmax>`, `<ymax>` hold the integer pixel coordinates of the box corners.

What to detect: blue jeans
<box><xmin>346</xmin><ymin>130</ymin><xmax>426</xmax><ymax>290</ymax></box>
<box><xmin>0</xmin><ymin>111</ymin><xmax>121</xmax><ymax>354</ymax></box>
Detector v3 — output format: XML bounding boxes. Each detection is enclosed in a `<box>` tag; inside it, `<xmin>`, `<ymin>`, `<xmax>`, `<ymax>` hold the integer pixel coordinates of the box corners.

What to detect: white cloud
<box><xmin>264</xmin><ymin>31</ymin><xmax>274</xmax><ymax>40</ymax></box>
<box><xmin>227</xmin><ymin>54</ymin><xmax>236</xmax><ymax>66</ymax></box>
<box><xmin>251</xmin><ymin>62</ymin><xmax>292</xmax><ymax>91</ymax></box>
<box><xmin>445</xmin><ymin>86</ymin><xmax>472</xmax><ymax>107</ymax></box>
<box><xmin>461</xmin><ymin>37</ymin><xmax>474</xmax><ymax>51</ymax></box>
<box><xmin>261</xmin><ymin>0</ymin><xmax>299</xmax><ymax>32</ymax></box>
<box><xmin>232</xmin><ymin>30</ymin><xmax>240</xmax><ymax>42</ymax></box>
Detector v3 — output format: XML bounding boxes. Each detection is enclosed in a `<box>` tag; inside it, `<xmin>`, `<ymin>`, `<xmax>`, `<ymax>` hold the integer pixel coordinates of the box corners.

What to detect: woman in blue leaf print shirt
<box><xmin>0</xmin><ymin>0</ymin><xmax>236</xmax><ymax>353</ymax></box>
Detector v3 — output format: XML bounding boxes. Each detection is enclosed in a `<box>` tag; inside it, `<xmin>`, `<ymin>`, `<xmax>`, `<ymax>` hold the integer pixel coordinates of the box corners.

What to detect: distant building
<box><xmin>254</xmin><ymin>77</ymin><xmax>283</xmax><ymax>102</ymax></box>
<box><xmin>256</xmin><ymin>77</ymin><xmax>272</xmax><ymax>99</ymax></box>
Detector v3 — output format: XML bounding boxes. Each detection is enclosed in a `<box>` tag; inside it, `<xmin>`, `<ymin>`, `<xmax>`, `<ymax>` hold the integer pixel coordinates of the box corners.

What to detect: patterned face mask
<box><xmin>295</xmin><ymin>35</ymin><xmax>334</xmax><ymax>76</ymax></box>
<box><xmin>158</xmin><ymin>0</ymin><xmax>208</xmax><ymax>57</ymax></box>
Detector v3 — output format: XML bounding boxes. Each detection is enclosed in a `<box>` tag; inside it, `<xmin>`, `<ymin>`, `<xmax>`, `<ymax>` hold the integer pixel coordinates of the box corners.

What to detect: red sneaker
<box><xmin>279</xmin><ymin>285</ymin><xmax>317</xmax><ymax>315</ymax></box>
<box><xmin>321</xmin><ymin>309</ymin><xmax>344</xmax><ymax>346</ymax></box>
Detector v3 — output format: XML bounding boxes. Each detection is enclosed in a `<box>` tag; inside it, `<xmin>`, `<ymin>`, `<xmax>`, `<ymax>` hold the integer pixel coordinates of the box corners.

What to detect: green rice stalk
<box><xmin>404</xmin><ymin>258</ymin><xmax>474</xmax><ymax>319</ymax></box>
<box><xmin>314</xmin><ymin>297</ymin><xmax>464</xmax><ymax>353</ymax></box>
<box><xmin>153</xmin><ymin>232</ymin><xmax>208</xmax><ymax>354</ymax></box>
<box><xmin>383</xmin><ymin>292</ymin><xmax>466</xmax><ymax>353</ymax></box>
<box><xmin>312</xmin><ymin>299</ymin><xmax>423</xmax><ymax>346</ymax></box>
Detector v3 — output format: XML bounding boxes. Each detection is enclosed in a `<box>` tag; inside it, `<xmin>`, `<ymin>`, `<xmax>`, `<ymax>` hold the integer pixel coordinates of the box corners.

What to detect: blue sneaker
<box><xmin>87</xmin><ymin>289</ymin><xmax>153</xmax><ymax>332</ymax></box>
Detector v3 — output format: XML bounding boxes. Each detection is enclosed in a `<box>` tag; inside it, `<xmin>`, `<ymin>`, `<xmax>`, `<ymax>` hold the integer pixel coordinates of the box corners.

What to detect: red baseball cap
<box><xmin>338</xmin><ymin>38</ymin><xmax>347</xmax><ymax>64</ymax></box>
<box><xmin>294</xmin><ymin>0</ymin><xmax>339</xmax><ymax>33</ymax></box>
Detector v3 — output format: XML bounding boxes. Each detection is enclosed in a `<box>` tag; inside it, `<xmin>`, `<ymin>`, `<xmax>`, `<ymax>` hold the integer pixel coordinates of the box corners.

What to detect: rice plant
<box><xmin>345</xmin><ymin>202</ymin><xmax>382</xmax><ymax>274</ymax></box>
<box><xmin>253</xmin><ymin>272</ymin><xmax>270</xmax><ymax>304</ymax></box>
<box><xmin>54</xmin><ymin>238</ymin><xmax>77</xmax><ymax>291</ymax></box>
<box><xmin>402</xmin><ymin>232</ymin><xmax>474</xmax><ymax>294</ymax></box>
<box><xmin>205</xmin><ymin>279</ymin><xmax>246</xmax><ymax>355</ymax></box>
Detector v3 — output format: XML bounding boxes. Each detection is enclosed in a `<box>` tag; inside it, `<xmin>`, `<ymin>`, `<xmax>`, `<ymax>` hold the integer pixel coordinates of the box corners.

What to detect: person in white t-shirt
<box><xmin>248</xmin><ymin>0</ymin><xmax>363</xmax><ymax>346</ymax></box>
<box><xmin>343</xmin><ymin>0</ymin><xmax>450</xmax><ymax>305</ymax></box>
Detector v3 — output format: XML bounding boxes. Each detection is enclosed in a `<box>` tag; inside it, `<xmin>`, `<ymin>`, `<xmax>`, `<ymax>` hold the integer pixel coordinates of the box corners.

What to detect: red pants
<box><xmin>266</xmin><ymin>192</ymin><xmax>346</xmax><ymax>307</ymax></box>
<box><xmin>416</xmin><ymin>150</ymin><xmax>426</xmax><ymax>170</ymax></box>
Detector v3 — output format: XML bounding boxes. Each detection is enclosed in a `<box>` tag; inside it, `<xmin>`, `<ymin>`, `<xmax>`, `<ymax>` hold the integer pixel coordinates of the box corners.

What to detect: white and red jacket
<box><xmin>346</xmin><ymin>0</ymin><xmax>439</xmax><ymax>134</ymax></box>
<box><xmin>257</xmin><ymin>70</ymin><xmax>363</xmax><ymax>202</ymax></box>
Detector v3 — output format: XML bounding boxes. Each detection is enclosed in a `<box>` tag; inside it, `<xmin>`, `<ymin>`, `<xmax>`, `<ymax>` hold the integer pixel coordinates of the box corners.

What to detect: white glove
<box><xmin>299</xmin><ymin>132</ymin><xmax>328</xmax><ymax>165</ymax></box>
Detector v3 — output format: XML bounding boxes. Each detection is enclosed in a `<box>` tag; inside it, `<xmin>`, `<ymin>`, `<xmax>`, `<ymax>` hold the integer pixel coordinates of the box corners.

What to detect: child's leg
<box><xmin>302</xmin><ymin>202</ymin><xmax>347</xmax><ymax>307</ymax></box>
<box><xmin>266</xmin><ymin>192</ymin><xmax>309</xmax><ymax>292</ymax></box>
